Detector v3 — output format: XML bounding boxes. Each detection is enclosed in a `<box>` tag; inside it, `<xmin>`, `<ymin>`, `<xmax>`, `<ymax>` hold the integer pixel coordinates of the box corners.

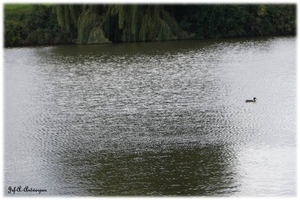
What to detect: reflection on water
<box><xmin>77</xmin><ymin>145</ymin><xmax>238</xmax><ymax>196</ymax></box>
<box><xmin>4</xmin><ymin>37</ymin><xmax>296</xmax><ymax>196</ymax></box>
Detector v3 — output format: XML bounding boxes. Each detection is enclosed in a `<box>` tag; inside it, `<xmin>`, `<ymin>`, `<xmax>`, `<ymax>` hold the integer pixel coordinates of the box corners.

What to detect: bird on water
<box><xmin>245</xmin><ymin>97</ymin><xmax>257</xmax><ymax>103</ymax></box>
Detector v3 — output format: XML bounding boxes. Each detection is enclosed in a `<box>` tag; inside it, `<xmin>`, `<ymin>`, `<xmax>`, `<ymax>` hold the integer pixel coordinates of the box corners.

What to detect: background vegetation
<box><xmin>4</xmin><ymin>4</ymin><xmax>296</xmax><ymax>47</ymax></box>
<box><xmin>4</xmin><ymin>4</ymin><xmax>75</xmax><ymax>47</ymax></box>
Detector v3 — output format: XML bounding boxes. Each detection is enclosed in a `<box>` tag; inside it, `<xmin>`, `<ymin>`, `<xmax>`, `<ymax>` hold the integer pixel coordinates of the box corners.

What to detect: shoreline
<box><xmin>4</xmin><ymin>35</ymin><xmax>295</xmax><ymax>49</ymax></box>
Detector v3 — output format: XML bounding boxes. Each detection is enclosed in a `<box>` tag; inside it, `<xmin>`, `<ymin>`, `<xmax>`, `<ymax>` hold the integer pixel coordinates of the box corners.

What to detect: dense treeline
<box><xmin>4</xmin><ymin>4</ymin><xmax>296</xmax><ymax>47</ymax></box>
<box><xmin>166</xmin><ymin>4</ymin><xmax>296</xmax><ymax>38</ymax></box>
<box><xmin>4</xmin><ymin>5</ymin><xmax>73</xmax><ymax>47</ymax></box>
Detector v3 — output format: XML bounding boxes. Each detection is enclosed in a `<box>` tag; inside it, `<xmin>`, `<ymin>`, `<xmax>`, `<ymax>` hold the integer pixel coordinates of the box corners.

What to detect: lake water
<box><xmin>4</xmin><ymin>37</ymin><xmax>296</xmax><ymax>196</ymax></box>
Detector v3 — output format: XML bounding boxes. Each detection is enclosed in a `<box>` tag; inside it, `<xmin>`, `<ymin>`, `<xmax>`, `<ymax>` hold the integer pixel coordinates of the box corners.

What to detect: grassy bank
<box><xmin>4</xmin><ymin>4</ymin><xmax>34</xmax><ymax>13</ymax></box>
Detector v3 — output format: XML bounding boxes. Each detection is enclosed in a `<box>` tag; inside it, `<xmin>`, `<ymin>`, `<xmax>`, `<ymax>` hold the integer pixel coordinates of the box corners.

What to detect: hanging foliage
<box><xmin>77</xmin><ymin>6</ymin><xmax>109</xmax><ymax>44</ymax></box>
<box><xmin>53</xmin><ymin>4</ymin><xmax>190</xmax><ymax>44</ymax></box>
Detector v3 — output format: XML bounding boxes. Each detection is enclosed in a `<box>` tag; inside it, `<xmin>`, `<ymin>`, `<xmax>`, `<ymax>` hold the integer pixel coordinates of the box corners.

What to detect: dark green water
<box><xmin>4</xmin><ymin>37</ymin><xmax>296</xmax><ymax>196</ymax></box>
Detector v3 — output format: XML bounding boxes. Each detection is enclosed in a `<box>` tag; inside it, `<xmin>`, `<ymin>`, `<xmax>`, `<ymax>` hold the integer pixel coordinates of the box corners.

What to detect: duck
<box><xmin>245</xmin><ymin>97</ymin><xmax>257</xmax><ymax>103</ymax></box>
